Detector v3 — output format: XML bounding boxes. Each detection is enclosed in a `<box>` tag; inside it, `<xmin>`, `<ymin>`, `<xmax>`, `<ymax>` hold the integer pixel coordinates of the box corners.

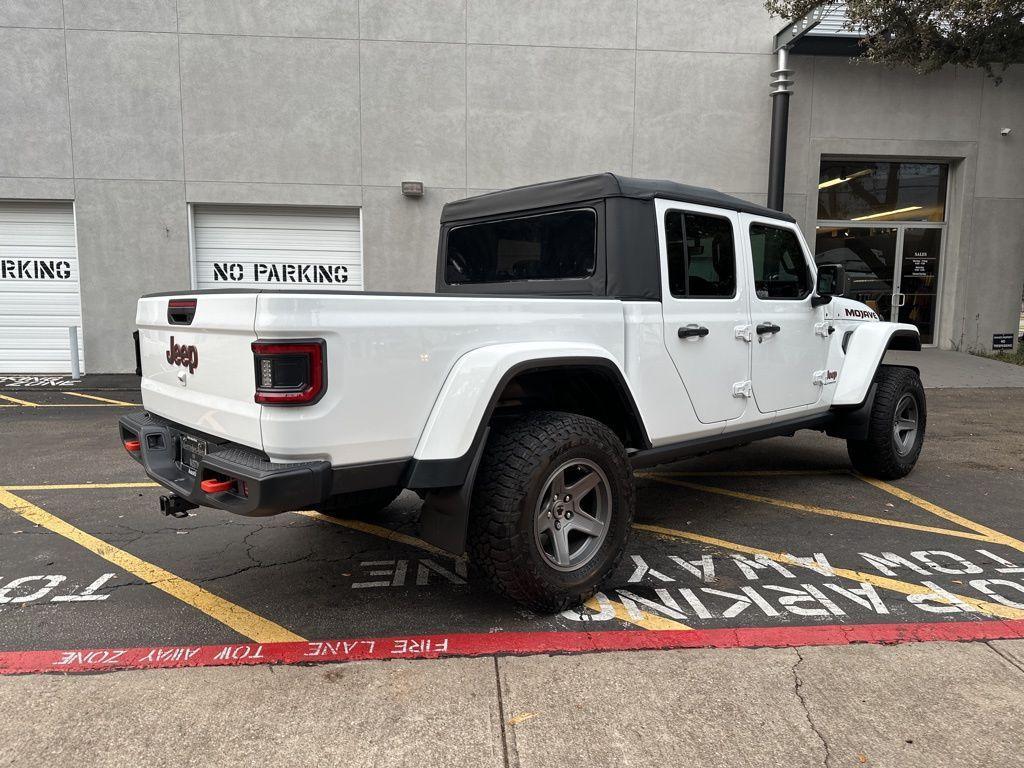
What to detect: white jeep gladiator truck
<box><xmin>120</xmin><ymin>173</ymin><xmax>924</xmax><ymax>612</ymax></box>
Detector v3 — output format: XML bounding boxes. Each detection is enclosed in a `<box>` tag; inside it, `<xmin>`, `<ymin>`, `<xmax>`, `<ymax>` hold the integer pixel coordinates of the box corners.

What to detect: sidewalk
<box><xmin>886</xmin><ymin>349</ymin><xmax>1024</xmax><ymax>388</ymax></box>
<box><xmin>2</xmin><ymin>639</ymin><xmax>1022</xmax><ymax>767</ymax></box>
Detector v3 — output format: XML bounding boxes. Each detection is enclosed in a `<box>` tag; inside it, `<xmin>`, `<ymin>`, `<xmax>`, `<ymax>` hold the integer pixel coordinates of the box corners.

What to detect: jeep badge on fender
<box><xmin>165</xmin><ymin>336</ymin><xmax>199</xmax><ymax>374</ymax></box>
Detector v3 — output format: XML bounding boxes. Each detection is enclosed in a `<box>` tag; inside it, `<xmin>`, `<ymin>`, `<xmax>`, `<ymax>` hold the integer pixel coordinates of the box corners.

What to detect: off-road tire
<box><xmin>466</xmin><ymin>410</ymin><xmax>635</xmax><ymax>613</ymax></box>
<box><xmin>314</xmin><ymin>486</ymin><xmax>402</xmax><ymax>518</ymax></box>
<box><xmin>847</xmin><ymin>365</ymin><xmax>926</xmax><ymax>479</ymax></box>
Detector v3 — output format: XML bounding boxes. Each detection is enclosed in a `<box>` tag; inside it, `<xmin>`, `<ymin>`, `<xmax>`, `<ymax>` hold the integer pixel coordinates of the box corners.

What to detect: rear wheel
<box><xmin>467</xmin><ymin>410</ymin><xmax>634</xmax><ymax>613</ymax></box>
<box><xmin>314</xmin><ymin>486</ymin><xmax>402</xmax><ymax>518</ymax></box>
<box><xmin>847</xmin><ymin>365</ymin><xmax>926</xmax><ymax>479</ymax></box>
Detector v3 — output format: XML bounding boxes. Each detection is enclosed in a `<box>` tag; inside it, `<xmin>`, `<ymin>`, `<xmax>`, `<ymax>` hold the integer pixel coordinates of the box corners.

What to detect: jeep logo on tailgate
<box><xmin>165</xmin><ymin>336</ymin><xmax>199</xmax><ymax>373</ymax></box>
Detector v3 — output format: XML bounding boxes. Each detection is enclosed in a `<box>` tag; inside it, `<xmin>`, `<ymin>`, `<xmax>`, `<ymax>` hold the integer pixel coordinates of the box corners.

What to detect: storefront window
<box><xmin>818</xmin><ymin>161</ymin><xmax>947</xmax><ymax>222</ymax></box>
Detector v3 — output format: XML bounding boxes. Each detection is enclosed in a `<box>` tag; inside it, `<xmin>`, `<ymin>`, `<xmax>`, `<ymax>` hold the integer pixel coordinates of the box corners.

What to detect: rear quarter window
<box><xmin>445</xmin><ymin>209</ymin><xmax>596</xmax><ymax>285</ymax></box>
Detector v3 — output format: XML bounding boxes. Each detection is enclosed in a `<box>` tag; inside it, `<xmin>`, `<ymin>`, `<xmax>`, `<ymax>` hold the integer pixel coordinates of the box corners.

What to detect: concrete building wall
<box><xmin>0</xmin><ymin>0</ymin><xmax>1021</xmax><ymax>371</ymax></box>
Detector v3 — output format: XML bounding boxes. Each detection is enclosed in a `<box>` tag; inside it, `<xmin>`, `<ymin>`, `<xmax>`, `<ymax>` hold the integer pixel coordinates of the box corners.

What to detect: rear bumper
<box><xmin>118</xmin><ymin>411</ymin><xmax>332</xmax><ymax>516</ymax></box>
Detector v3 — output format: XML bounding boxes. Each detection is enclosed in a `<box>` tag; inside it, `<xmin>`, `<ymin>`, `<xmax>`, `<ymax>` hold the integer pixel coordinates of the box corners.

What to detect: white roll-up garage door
<box><xmin>192</xmin><ymin>205</ymin><xmax>363</xmax><ymax>291</ymax></box>
<box><xmin>0</xmin><ymin>201</ymin><xmax>84</xmax><ymax>374</ymax></box>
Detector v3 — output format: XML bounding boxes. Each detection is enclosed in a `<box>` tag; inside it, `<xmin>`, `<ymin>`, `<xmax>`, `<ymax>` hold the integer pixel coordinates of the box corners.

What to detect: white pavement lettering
<box><xmin>140</xmin><ymin>647</ymin><xmax>202</xmax><ymax>663</ymax></box>
<box><xmin>416</xmin><ymin>559</ymin><xmax>466</xmax><ymax>586</ymax></box>
<box><xmin>698</xmin><ymin>587</ymin><xmax>781</xmax><ymax>618</ymax></box>
<box><xmin>821</xmin><ymin>582</ymin><xmax>889</xmax><ymax>614</ymax></box>
<box><xmin>50</xmin><ymin>573</ymin><xmax>116</xmax><ymax>602</ymax></box>
<box><xmin>668</xmin><ymin>555</ymin><xmax>716</xmax><ymax>582</ymax></box>
<box><xmin>351</xmin><ymin>558</ymin><xmax>467</xmax><ymax>588</ymax></box>
<box><xmin>0</xmin><ymin>575</ymin><xmax>66</xmax><ymax>603</ymax></box>
<box><xmin>977</xmin><ymin>550</ymin><xmax>1024</xmax><ymax>574</ymax></box>
<box><xmin>305</xmin><ymin>640</ymin><xmax>376</xmax><ymax>658</ymax></box>
<box><xmin>616</xmin><ymin>589</ymin><xmax>688</xmax><ymax>621</ymax></box>
<box><xmin>627</xmin><ymin>555</ymin><xmax>674</xmax><ymax>583</ymax></box>
<box><xmin>969</xmin><ymin>579</ymin><xmax>1024</xmax><ymax>609</ymax></box>
<box><xmin>54</xmin><ymin>649</ymin><xmax>126</xmax><ymax>667</ymax></box>
<box><xmin>909</xmin><ymin>551</ymin><xmax>984</xmax><ymax>574</ymax></box>
<box><xmin>732</xmin><ymin>554</ymin><xmax>796</xmax><ymax>580</ymax></box>
<box><xmin>907</xmin><ymin>582</ymin><xmax>980</xmax><ymax>614</ymax></box>
<box><xmin>762</xmin><ymin>584</ymin><xmax>845</xmax><ymax>617</ymax></box>
<box><xmin>391</xmin><ymin>638</ymin><xmax>448</xmax><ymax>655</ymax></box>
<box><xmin>213</xmin><ymin>645</ymin><xmax>264</xmax><ymax>661</ymax></box>
<box><xmin>859</xmin><ymin>552</ymin><xmax>931</xmax><ymax>576</ymax></box>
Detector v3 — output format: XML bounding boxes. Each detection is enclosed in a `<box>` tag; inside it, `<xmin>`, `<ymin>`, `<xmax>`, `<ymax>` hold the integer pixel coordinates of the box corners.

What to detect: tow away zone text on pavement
<box><xmin>4</xmin><ymin>620</ymin><xmax>1024</xmax><ymax>675</ymax></box>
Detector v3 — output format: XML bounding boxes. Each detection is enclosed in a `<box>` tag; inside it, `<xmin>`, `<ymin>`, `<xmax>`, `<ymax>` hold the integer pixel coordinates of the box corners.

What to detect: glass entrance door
<box><xmin>815</xmin><ymin>226</ymin><xmax>943</xmax><ymax>344</ymax></box>
<box><xmin>896</xmin><ymin>228</ymin><xmax>942</xmax><ymax>345</ymax></box>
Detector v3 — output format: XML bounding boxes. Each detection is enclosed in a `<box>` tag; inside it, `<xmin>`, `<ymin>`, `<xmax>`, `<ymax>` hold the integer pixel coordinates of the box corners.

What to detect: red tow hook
<box><xmin>123</xmin><ymin>439</ymin><xmax>141</xmax><ymax>452</ymax></box>
<box><xmin>200</xmin><ymin>477</ymin><xmax>236</xmax><ymax>494</ymax></box>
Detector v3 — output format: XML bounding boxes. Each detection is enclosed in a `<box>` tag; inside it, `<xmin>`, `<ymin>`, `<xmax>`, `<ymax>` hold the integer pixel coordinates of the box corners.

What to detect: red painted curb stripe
<box><xmin>4</xmin><ymin>618</ymin><xmax>1024</xmax><ymax>675</ymax></box>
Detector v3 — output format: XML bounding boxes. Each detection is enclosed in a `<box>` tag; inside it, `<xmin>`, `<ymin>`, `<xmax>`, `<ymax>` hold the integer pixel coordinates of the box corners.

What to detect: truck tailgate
<box><xmin>137</xmin><ymin>293</ymin><xmax>262</xmax><ymax>449</ymax></box>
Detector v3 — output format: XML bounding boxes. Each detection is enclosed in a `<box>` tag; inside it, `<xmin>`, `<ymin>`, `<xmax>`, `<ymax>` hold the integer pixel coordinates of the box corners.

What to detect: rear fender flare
<box><xmin>832</xmin><ymin>323</ymin><xmax>921</xmax><ymax>406</ymax></box>
<box><xmin>411</xmin><ymin>342</ymin><xmax>644</xmax><ymax>469</ymax></box>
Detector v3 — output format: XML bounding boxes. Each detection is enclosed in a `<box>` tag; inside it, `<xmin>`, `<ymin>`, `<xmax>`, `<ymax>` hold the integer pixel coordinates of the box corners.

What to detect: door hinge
<box><xmin>812</xmin><ymin>369</ymin><xmax>838</xmax><ymax>386</ymax></box>
<box><xmin>732</xmin><ymin>380</ymin><xmax>753</xmax><ymax>398</ymax></box>
<box><xmin>814</xmin><ymin>321</ymin><xmax>833</xmax><ymax>337</ymax></box>
<box><xmin>734</xmin><ymin>324</ymin><xmax>753</xmax><ymax>343</ymax></box>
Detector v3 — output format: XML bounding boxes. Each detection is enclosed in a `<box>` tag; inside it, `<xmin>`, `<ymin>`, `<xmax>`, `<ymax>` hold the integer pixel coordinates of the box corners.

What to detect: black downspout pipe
<box><xmin>767</xmin><ymin>48</ymin><xmax>794</xmax><ymax>212</ymax></box>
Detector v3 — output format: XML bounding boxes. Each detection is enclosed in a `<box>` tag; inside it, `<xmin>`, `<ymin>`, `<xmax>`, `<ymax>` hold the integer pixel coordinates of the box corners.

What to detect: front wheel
<box><xmin>466</xmin><ymin>411</ymin><xmax>635</xmax><ymax>613</ymax></box>
<box><xmin>847</xmin><ymin>365</ymin><xmax>926</xmax><ymax>479</ymax></box>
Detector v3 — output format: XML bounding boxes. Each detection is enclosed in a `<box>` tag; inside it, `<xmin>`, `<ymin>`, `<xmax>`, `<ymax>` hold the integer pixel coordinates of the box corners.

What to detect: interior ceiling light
<box><xmin>851</xmin><ymin>205</ymin><xmax>922</xmax><ymax>221</ymax></box>
<box><xmin>818</xmin><ymin>169</ymin><xmax>873</xmax><ymax>190</ymax></box>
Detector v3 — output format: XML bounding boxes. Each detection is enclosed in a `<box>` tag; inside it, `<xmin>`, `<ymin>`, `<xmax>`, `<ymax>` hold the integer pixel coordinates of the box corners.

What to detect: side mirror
<box><xmin>812</xmin><ymin>264</ymin><xmax>846</xmax><ymax>307</ymax></box>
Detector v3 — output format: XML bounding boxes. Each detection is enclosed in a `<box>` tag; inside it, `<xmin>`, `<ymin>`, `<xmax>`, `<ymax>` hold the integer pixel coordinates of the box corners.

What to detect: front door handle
<box><xmin>756</xmin><ymin>322</ymin><xmax>781</xmax><ymax>335</ymax></box>
<box><xmin>678</xmin><ymin>324</ymin><xmax>710</xmax><ymax>339</ymax></box>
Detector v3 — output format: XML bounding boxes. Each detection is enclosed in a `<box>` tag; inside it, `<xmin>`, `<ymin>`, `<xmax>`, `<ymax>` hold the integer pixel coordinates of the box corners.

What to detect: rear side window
<box><xmin>445</xmin><ymin>209</ymin><xmax>596</xmax><ymax>285</ymax></box>
<box><xmin>665</xmin><ymin>211</ymin><xmax>736</xmax><ymax>298</ymax></box>
<box><xmin>749</xmin><ymin>224</ymin><xmax>811</xmax><ymax>300</ymax></box>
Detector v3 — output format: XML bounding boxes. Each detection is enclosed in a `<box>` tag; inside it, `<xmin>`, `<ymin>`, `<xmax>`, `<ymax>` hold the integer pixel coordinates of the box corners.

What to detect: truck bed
<box><xmin>138</xmin><ymin>291</ymin><xmax>628</xmax><ymax>466</ymax></box>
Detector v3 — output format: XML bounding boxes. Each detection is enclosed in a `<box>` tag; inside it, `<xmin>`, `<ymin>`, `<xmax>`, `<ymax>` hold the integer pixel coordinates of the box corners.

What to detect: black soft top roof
<box><xmin>441</xmin><ymin>172</ymin><xmax>795</xmax><ymax>223</ymax></box>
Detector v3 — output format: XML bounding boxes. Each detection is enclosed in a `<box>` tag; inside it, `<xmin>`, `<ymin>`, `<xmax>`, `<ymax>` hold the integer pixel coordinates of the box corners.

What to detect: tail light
<box><xmin>252</xmin><ymin>339</ymin><xmax>326</xmax><ymax>405</ymax></box>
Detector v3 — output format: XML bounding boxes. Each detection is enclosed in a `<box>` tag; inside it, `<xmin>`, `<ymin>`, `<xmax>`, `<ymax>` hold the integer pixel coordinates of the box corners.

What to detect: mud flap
<box><xmin>418</xmin><ymin>427</ymin><xmax>489</xmax><ymax>555</ymax></box>
<box><xmin>827</xmin><ymin>383</ymin><xmax>877</xmax><ymax>441</ymax></box>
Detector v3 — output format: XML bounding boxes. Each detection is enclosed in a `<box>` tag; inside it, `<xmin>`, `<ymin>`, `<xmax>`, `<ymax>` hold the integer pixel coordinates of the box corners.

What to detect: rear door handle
<box><xmin>678</xmin><ymin>325</ymin><xmax>710</xmax><ymax>339</ymax></box>
<box><xmin>756</xmin><ymin>323</ymin><xmax>781</xmax><ymax>335</ymax></box>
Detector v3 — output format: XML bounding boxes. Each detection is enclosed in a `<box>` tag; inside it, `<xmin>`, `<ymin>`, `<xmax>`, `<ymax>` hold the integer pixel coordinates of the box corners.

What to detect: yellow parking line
<box><xmin>647</xmin><ymin>474</ymin><xmax>994</xmax><ymax>543</ymax></box>
<box><xmin>2</xmin><ymin>482</ymin><xmax>161</xmax><ymax>491</ymax></box>
<box><xmin>61</xmin><ymin>391</ymin><xmax>138</xmax><ymax>406</ymax></box>
<box><xmin>634</xmin><ymin>522</ymin><xmax>1024</xmax><ymax>620</ymax></box>
<box><xmin>0</xmin><ymin>403</ymin><xmax>130</xmax><ymax>408</ymax></box>
<box><xmin>294</xmin><ymin>510</ymin><xmax>456</xmax><ymax>559</ymax></box>
<box><xmin>856</xmin><ymin>474</ymin><xmax>1024</xmax><ymax>554</ymax></box>
<box><xmin>297</xmin><ymin>510</ymin><xmax>690</xmax><ymax>630</ymax></box>
<box><xmin>0</xmin><ymin>393</ymin><xmax>38</xmax><ymax>407</ymax></box>
<box><xmin>0</xmin><ymin>487</ymin><xmax>304</xmax><ymax>644</ymax></box>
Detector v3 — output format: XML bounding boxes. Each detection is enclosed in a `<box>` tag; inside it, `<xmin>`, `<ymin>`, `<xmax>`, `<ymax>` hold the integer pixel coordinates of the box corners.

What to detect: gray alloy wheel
<box><xmin>892</xmin><ymin>393</ymin><xmax>920</xmax><ymax>456</ymax></box>
<box><xmin>532</xmin><ymin>459</ymin><xmax>612</xmax><ymax>572</ymax></box>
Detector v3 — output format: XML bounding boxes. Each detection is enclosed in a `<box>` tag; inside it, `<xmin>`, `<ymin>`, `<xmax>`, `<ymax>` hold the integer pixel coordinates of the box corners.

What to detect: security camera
<box><xmin>1001</xmin><ymin>128</ymin><xmax>1013</xmax><ymax>136</ymax></box>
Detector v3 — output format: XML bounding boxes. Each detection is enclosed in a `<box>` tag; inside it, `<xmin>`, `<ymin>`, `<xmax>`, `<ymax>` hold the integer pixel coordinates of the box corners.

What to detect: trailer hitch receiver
<box><xmin>160</xmin><ymin>494</ymin><xmax>198</xmax><ymax>518</ymax></box>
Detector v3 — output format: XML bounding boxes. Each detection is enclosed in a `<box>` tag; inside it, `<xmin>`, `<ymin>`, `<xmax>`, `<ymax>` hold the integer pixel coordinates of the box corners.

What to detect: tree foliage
<box><xmin>764</xmin><ymin>1</ymin><xmax>1024</xmax><ymax>82</ymax></box>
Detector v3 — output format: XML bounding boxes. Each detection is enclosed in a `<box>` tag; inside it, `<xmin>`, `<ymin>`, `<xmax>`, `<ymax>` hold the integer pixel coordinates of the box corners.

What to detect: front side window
<box><xmin>444</xmin><ymin>209</ymin><xmax>596</xmax><ymax>285</ymax></box>
<box><xmin>665</xmin><ymin>211</ymin><xmax>736</xmax><ymax>298</ymax></box>
<box><xmin>749</xmin><ymin>224</ymin><xmax>811</xmax><ymax>300</ymax></box>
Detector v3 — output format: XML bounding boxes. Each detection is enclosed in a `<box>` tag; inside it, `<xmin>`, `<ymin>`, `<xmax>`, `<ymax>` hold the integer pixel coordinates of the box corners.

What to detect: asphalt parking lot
<box><xmin>1</xmin><ymin>381</ymin><xmax>1023</xmax><ymax>666</ymax></box>
<box><xmin>3</xmin><ymin>375</ymin><xmax>1024</xmax><ymax>767</ymax></box>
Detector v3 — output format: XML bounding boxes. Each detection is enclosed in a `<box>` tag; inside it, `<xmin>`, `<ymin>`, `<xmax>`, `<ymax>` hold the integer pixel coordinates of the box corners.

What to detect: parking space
<box><xmin>1</xmin><ymin>386</ymin><xmax>1023</xmax><ymax>674</ymax></box>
